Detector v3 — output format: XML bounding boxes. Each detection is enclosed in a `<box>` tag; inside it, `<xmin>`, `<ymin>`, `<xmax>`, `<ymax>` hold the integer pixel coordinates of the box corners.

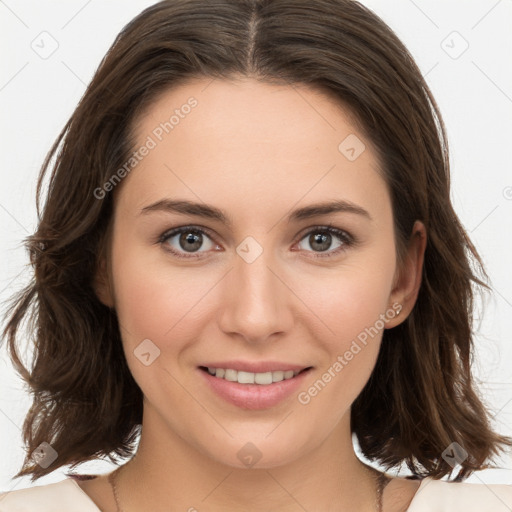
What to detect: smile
<box><xmin>200</xmin><ymin>366</ymin><xmax>308</xmax><ymax>385</ymax></box>
<box><xmin>198</xmin><ymin>365</ymin><xmax>313</xmax><ymax>410</ymax></box>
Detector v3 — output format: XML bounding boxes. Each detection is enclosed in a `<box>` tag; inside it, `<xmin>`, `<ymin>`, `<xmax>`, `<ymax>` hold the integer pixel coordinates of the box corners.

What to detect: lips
<box><xmin>198</xmin><ymin>361</ymin><xmax>314</xmax><ymax>410</ymax></box>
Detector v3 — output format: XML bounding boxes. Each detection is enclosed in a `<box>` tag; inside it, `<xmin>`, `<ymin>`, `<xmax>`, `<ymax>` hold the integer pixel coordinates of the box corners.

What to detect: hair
<box><xmin>2</xmin><ymin>0</ymin><xmax>510</xmax><ymax>484</ymax></box>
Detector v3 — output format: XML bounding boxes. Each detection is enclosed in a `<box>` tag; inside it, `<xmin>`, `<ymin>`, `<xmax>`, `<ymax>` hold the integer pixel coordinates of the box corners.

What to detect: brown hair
<box><xmin>2</xmin><ymin>0</ymin><xmax>510</xmax><ymax>483</ymax></box>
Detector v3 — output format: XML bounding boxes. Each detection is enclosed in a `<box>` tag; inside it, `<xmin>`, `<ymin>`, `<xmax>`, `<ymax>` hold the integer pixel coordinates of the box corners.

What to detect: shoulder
<box><xmin>408</xmin><ymin>477</ymin><xmax>512</xmax><ymax>512</ymax></box>
<box><xmin>0</xmin><ymin>478</ymin><xmax>100</xmax><ymax>512</ymax></box>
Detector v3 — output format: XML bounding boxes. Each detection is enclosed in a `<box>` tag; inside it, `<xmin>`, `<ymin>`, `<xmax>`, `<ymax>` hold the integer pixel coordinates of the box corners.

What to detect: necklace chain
<box><xmin>108</xmin><ymin>462</ymin><xmax>388</xmax><ymax>512</ymax></box>
<box><xmin>108</xmin><ymin>467</ymin><xmax>123</xmax><ymax>512</ymax></box>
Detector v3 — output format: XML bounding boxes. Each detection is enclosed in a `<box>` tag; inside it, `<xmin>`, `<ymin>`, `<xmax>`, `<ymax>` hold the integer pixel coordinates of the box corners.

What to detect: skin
<box><xmin>82</xmin><ymin>76</ymin><xmax>426</xmax><ymax>511</ymax></box>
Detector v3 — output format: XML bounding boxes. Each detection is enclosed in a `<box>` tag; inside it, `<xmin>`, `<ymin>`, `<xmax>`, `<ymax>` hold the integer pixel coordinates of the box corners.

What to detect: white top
<box><xmin>1</xmin><ymin>476</ymin><xmax>512</xmax><ymax>511</ymax></box>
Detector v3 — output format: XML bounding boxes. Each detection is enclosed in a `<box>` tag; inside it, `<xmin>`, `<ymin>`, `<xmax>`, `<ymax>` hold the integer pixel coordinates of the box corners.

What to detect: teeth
<box><xmin>237</xmin><ymin>371</ymin><xmax>255</xmax><ymax>384</ymax></box>
<box><xmin>272</xmin><ymin>370</ymin><xmax>284</xmax><ymax>382</ymax></box>
<box><xmin>225</xmin><ymin>369</ymin><xmax>237</xmax><ymax>382</ymax></box>
<box><xmin>255</xmin><ymin>372</ymin><xmax>272</xmax><ymax>385</ymax></box>
<box><xmin>205</xmin><ymin>367</ymin><xmax>303</xmax><ymax>385</ymax></box>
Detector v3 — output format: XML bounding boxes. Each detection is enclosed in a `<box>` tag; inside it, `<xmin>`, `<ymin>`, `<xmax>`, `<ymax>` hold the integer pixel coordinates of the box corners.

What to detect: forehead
<box><xmin>117</xmin><ymin>77</ymin><xmax>391</xmax><ymax>227</ymax></box>
<box><xmin>133</xmin><ymin>76</ymin><xmax>367</xmax><ymax>162</ymax></box>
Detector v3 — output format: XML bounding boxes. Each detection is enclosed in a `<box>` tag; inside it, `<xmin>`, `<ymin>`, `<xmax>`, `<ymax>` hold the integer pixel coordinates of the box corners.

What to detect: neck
<box><xmin>115</xmin><ymin>402</ymin><xmax>380</xmax><ymax>512</ymax></box>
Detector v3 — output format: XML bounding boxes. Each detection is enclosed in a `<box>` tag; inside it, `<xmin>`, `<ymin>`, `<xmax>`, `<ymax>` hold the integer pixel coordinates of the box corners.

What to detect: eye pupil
<box><xmin>310</xmin><ymin>232</ymin><xmax>331</xmax><ymax>252</ymax></box>
<box><xmin>180</xmin><ymin>231</ymin><xmax>202</xmax><ymax>252</ymax></box>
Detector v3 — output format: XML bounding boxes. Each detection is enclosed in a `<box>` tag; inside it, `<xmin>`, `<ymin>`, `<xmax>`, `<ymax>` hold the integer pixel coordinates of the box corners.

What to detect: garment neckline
<box><xmin>68</xmin><ymin>474</ymin><xmax>433</xmax><ymax>511</ymax></box>
<box><xmin>405</xmin><ymin>477</ymin><xmax>433</xmax><ymax>509</ymax></box>
<box><xmin>69</xmin><ymin>477</ymin><xmax>102</xmax><ymax>512</ymax></box>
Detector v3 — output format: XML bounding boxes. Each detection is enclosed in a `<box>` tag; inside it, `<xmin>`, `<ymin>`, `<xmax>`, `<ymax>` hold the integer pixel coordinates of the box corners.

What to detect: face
<box><xmin>100</xmin><ymin>76</ymin><xmax>418</xmax><ymax>469</ymax></box>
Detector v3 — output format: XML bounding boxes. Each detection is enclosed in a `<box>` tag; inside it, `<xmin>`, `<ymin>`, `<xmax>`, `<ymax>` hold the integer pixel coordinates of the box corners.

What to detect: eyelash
<box><xmin>158</xmin><ymin>224</ymin><xmax>356</xmax><ymax>260</ymax></box>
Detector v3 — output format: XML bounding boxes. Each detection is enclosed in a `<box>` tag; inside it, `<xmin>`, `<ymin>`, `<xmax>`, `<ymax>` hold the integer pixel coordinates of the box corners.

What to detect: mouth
<box><xmin>198</xmin><ymin>365</ymin><xmax>312</xmax><ymax>385</ymax></box>
<box><xmin>197</xmin><ymin>363</ymin><xmax>314</xmax><ymax>410</ymax></box>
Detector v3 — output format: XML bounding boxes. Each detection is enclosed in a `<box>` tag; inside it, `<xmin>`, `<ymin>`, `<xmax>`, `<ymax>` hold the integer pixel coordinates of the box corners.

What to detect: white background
<box><xmin>1</xmin><ymin>0</ymin><xmax>511</xmax><ymax>494</ymax></box>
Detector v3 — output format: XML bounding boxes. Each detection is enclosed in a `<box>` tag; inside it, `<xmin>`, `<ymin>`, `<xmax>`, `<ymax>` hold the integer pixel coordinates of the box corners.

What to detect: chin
<box><xmin>200</xmin><ymin>433</ymin><xmax>310</xmax><ymax>470</ymax></box>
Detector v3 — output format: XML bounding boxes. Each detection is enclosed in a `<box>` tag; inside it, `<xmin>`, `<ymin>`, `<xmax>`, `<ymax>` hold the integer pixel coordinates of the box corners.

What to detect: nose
<box><xmin>217</xmin><ymin>244</ymin><xmax>294</xmax><ymax>345</ymax></box>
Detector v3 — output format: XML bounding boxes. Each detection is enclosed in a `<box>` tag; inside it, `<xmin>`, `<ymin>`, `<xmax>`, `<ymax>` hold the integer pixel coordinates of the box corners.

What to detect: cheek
<box><xmin>109</xmin><ymin>236</ymin><xmax>200</xmax><ymax>352</ymax></box>
<box><xmin>109</xmin><ymin>242</ymin><xmax>204</xmax><ymax>402</ymax></box>
<box><xmin>295</xmin><ymin>241</ymin><xmax>396</xmax><ymax>404</ymax></box>
<box><xmin>305</xmin><ymin>253</ymin><xmax>396</xmax><ymax>347</ymax></box>
<box><xmin>296</xmin><ymin>285</ymin><xmax>390</xmax><ymax>426</ymax></box>
<box><xmin>310</xmin><ymin>283</ymin><xmax>386</xmax><ymax>386</ymax></box>
<box><xmin>111</xmin><ymin>259</ymin><xmax>173</xmax><ymax>339</ymax></box>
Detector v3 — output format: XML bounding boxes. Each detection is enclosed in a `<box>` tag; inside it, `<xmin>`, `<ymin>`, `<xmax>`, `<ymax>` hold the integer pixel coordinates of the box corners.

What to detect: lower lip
<box><xmin>198</xmin><ymin>367</ymin><xmax>313</xmax><ymax>410</ymax></box>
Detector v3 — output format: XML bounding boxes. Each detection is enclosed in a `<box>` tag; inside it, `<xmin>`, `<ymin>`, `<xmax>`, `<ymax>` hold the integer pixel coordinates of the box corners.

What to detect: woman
<box><xmin>1</xmin><ymin>1</ymin><xmax>511</xmax><ymax>510</ymax></box>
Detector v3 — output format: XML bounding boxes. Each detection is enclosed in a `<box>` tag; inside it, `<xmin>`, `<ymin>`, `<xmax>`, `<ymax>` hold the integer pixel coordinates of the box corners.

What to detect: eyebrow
<box><xmin>140</xmin><ymin>198</ymin><xmax>372</xmax><ymax>226</ymax></box>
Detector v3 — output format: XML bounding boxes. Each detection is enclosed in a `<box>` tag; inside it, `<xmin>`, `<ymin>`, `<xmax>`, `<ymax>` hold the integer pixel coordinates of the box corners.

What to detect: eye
<box><xmin>158</xmin><ymin>224</ymin><xmax>355</xmax><ymax>260</ymax></box>
<box><xmin>295</xmin><ymin>225</ymin><xmax>354</xmax><ymax>258</ymax></box>
<box><xmin>159</xmin><ymin>226</ymin><xmax>219</xmax><ymax>259</ymax></box>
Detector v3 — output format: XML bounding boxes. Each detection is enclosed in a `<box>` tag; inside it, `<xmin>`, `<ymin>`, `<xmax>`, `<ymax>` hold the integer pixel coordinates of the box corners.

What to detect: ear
<box><xmin>385</xmin><ymin>220</ymin><xmax>427</xmax><ymax>328</ymax></box>
<box><xmin>93</xmin><ymin>253</ymin><xmax>115</xmax><ymax>308</ymax></box>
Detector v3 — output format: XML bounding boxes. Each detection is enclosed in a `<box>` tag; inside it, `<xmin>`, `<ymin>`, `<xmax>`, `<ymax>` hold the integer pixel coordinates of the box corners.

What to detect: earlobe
<box><xmin>386</xmin><ymin>220</ymin><xmax>427</xmax><ymax>328</ymax></box>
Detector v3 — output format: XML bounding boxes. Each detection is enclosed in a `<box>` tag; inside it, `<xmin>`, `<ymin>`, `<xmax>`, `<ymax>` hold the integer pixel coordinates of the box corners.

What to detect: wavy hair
<box><xmin>3</xmin><ymin>0</ymin><xmax>510</xmax><ymax>482</ymax></box>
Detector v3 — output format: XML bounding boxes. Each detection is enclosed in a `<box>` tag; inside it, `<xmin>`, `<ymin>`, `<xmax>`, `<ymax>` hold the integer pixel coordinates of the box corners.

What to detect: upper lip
<box><xmin>200</xmin><ymin>360</ymin><xmax>312</xmax><ymax>373</ymax></box>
